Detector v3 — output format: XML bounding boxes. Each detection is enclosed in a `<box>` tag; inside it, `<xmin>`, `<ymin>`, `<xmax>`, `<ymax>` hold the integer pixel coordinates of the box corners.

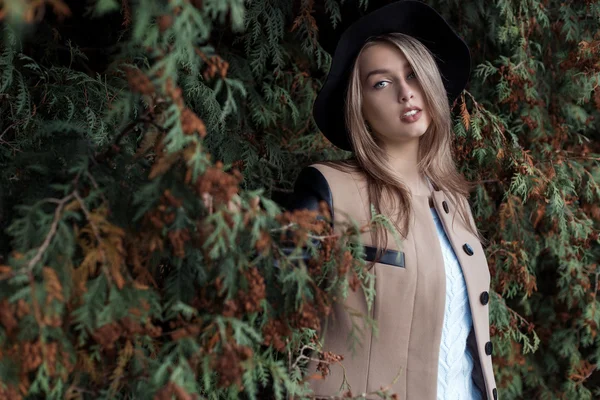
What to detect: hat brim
<box><xmin>313</xmin><ymin>0</ymin><xmax>471</xmax><ymax>151</ymax></box>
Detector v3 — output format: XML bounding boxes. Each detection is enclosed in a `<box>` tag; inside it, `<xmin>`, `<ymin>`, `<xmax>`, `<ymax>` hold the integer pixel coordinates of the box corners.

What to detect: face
<box><xmin>358</xmin><ymin>42</ymin><xmax>432</xmax><ymax>146</ymax></box>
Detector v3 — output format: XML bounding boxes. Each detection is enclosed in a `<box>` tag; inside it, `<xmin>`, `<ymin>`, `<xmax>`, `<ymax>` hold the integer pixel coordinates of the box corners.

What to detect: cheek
<box><xmin>423</xmin><ymin>109</ymin><xmax>433</xmax><ymax>126</ymax></box>
<box><xmin>363</xmin><ymin>94</ymin><xmax>396</xmax><ymax>121</ymax></box>
<box><xmin>362</xmin><ymin>97</ymin><xmax>379</xmax><ymax>123</ymax></box>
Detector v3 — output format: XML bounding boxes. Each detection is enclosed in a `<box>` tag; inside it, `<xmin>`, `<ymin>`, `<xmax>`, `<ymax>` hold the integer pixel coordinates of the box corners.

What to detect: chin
<box><xmin>404</xmin><ymin>126</ymin><xmax>429</xmax><ymax>138</ymax></box>
<box><xmin>410</xmin><ymin>121</ymin><xmax>431</xmax><ymax>137</ymax></box>
<box><xmin>376</xmin><ymin>125</ymin><xmax>428</xmax><ymax>143</ymax></box>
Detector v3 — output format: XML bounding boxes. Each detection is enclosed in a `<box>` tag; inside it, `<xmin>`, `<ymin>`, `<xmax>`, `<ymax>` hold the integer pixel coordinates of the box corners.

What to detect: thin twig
<box><xmin>303</xmin><ymin>357</ymin><xmax>402</xmax><ymax>400</ymax></box>
<box><xmin>494</xmin><ymin>292</ymin><xmax>532</xmax><ymax>328</ymax></box>
<box><xmin>590</xmin><ymin>269</ymin><xmax>599</xmax><ymax>323</ymax></box>
<box><xmin>0</xmin><ymin>193</ymin><xmax>75</xmax><ymax>280</ymax></box>
<box><xmin>270</xmin><ymin>222</ymin><xmax>296</xmax><ymax>233</ymax></box>
<box><xmin>270</xmin><ymin>223</ymin><xmax>340</xmax><ymax>241</ymax></box>
<box><xmin>287</xmin><ymin>338</ymin><xmax>293</xmax><ymax>382</ymax></box>
<box><xmin>69</xmin><ymin>386</ymin><xmax>98</xmax><ymax>395</ymax></box>
<box><xmin>73</xmin><ymin>191</ymin><xmax>103</xmax><ymax>242</ymax></box>
<box><xmin>94</xmin><ymin>116</ymin><xmax>153</xmax><ymax>163</ymax></box>
<box><xmin>291</xmin><ymin>344</ymin><xmax>315</xmax><ymax>371</ymax></box>
<box><xmin>0</xmin><ymin>121</ymin><xmax>19</xmax><ymax>140</ymax></box>
<box><xmin>86</xmin><ymin>171</ymin><xmax>108</xmax><ymax>205</ymax></box>
<box><xmin>0</xmin><ymin>138</ymin><xmax>22</xmax><ymax>154</ymax></box>
<box><xmin>26</xmin><ymin>196</ymin><xmax>72</xmax><ymax>269</ymax></box>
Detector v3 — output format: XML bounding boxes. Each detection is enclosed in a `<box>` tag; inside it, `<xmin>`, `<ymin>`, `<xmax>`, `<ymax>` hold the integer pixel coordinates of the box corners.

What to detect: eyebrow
<box><xmin>364</xmin><ymin>66</ymin><xmax>412</xmax><ymax>81</ymax></box>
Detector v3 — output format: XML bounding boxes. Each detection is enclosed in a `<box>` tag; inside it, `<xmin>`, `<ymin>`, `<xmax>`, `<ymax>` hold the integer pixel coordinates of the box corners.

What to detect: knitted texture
<box><xmin>431</xmin><ymin>208</ymin><xmax>483</xmax><ymax>400</ymax></box>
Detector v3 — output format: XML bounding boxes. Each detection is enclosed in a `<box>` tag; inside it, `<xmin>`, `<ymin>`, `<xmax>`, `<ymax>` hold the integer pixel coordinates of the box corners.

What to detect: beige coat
<box><xmin>306</xmin><ymin>163</ymin><xmax>497</xmax><ymax>400</ymax></box>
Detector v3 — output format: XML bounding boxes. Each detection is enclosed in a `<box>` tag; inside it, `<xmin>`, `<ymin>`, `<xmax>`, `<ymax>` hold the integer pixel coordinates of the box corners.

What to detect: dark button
<box><xmin>485</xmin><ymin>341</ymin><xmax>493</xmax><ymax>355</ymax></box>
<box><xmin>463</xmin><ymin>243</ymin><xmax>474</xmax><ymax>256</ymax></box>
<box><xmin>493</xmin><ymin>388</ymin><xmax>497</xmax><ymax>400</ymax></box>
<box><xmin>480</xmin><ymin>291</ymin><xmax>489</xmax><ymax>305</ymax></box>
<box><xmin>442</xmin><ymin>200</ymin><xmax>449</xmax><ymax>214</ymax></box>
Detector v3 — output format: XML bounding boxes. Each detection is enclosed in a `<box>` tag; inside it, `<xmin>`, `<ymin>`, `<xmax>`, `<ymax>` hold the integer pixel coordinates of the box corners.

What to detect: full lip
<box><xmin>401</xmin><ymin>106</ymin><xmax>422</xmax><ymax>117</ymax></box>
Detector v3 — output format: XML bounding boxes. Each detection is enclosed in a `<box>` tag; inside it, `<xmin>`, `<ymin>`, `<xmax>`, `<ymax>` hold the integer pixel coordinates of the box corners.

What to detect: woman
<box><xmin>290</xmin><ymin>1</ymin><xmax>498</xmax><ymax>399</ymax></box>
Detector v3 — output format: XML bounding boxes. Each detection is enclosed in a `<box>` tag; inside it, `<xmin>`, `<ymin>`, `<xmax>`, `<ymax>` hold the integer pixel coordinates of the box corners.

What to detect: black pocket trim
<box><xmin>364</xmin><ymin>246</ymin><xmax>405</xmax><ymax>268</ymax></box>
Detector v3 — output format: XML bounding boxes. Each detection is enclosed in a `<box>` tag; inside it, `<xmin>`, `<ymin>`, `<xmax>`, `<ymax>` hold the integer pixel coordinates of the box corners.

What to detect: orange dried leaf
<box><xmin>132</xmin><ymin>280</ymin><xmax>149</xmax><ymax>290</ymax></box>
<box><xmin>172</xmin><ymin>384</ymin><xmax>193</xmax><ymax>400</ymax></box>
<box><xmin>496</xmin><ymin>147</ymin><xmax>504</xmax><ymax>160</ymax></box>
<box><xmin>0</xmin><ymin>300</ymin><xmax>18</xmax><ymax>336</ymax></box>
<box><xmin>42</xmin><ymin>267</ymin><xmax>65</xmax><ymax>303</ymax></box>
<box><xmin>306</xmin><ymin>372</ymin><xmax>325</xmax><ymax>381</ymax></box>
<box><xmin>47</xmin><ymin>0</ymin><xmax>72</xmax><ymax>18</ymax></box>
<box><xmin>109</xmin><ymin>340</ymin><xmax>133</xmax><ymax>393</ymax></box>
<box><xmin>64</xmin><ymin>199</ymin><xmax>81</xmax><ymax>212</ymax></box>
<box><xmin>135</xmin><ymin>131</ymin><xmax>160</xmax><ymax>158</ymax></box>
<box><xmin>149</xmin><ymin>152</ymin><xmax>180</xmax><ymax>179</ymax></box>
<box><xmin>460</xmin><ymin>99</ymin><xmax>470</xmax><ymax>131</ymax></box>
<box><xmin>531</xmin><ymin>206</ymin><xmax>545</xmax><ymax>229</ymax></box>
<box><xmin>79</xmin><ymin>248</ymin><xmax>101</xmax><ymax>275</ymax></box>
<box><xmin>77</xmin><ymin>350</ymin><xmax>101</xmax><ymax>384</ymax></box>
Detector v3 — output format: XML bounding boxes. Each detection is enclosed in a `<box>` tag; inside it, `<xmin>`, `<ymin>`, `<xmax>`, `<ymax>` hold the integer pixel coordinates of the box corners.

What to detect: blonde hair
<box><xmin>322</xmin><ymin>32</ymin><xmax>486</xmax><ymax>264</ymax></box>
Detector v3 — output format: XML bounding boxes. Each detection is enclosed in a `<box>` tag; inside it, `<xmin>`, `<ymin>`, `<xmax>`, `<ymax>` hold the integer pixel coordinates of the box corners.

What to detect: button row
<box><xmin>442</xmin><ymin>198</ymin><xmax>496</xmax><ymax>399</ymax></box>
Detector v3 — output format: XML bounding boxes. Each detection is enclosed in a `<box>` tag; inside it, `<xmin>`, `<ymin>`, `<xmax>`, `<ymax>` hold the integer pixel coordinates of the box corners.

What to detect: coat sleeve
<box><xmin>288</xmin><ymin>166</ymin><xmax>333</xmax><ymax>221</ymax></box>
<box><xmin>276</xmin><ymin>166</ymin><xmax>334</xmax><ymax>268</ymax></box>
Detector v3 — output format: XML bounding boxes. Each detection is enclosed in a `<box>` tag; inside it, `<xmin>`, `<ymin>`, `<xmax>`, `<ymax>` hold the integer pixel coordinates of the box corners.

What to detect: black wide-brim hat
<box><xmin>313</xmin><ymin>0</ymin><xmax>471</xmax><ymax>151</ymax></box>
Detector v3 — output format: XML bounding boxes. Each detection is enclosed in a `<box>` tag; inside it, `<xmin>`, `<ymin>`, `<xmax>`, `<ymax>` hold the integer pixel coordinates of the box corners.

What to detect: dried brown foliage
<box><xmin>0</xmin><ymin>0</ymin><xmax>71</xmax><ymax>23</ymax></box>
<box><xmin>211</xmin><ymin>341</ymin><xmax>253</xmax><ymax>388</ymax></box>
<box><xmin>316</xmin><ymin>351</ymin><xmax>344</xmax><ymax>379</ymax></box>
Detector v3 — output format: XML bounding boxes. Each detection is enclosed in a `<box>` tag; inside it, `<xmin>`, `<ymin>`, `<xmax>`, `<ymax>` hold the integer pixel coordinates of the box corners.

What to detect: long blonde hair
<box><xmin>321</xmin><ymin>33</ymin><xmax>486</xmax><ymax>262</ymax></box>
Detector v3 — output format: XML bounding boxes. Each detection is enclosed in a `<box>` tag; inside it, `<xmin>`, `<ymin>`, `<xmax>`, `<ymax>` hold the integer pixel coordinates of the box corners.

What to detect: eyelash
<box><xmin>374</xmin><ymin>72</ymin><xmax>416</xmax><ymax>89</ymax></box>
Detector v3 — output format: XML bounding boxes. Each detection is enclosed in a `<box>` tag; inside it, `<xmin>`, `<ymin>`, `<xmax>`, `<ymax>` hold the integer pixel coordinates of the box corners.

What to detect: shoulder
<box><xmin>294</xmin><ymin>165</ymin><xmax>329</xmax><ymax>193</ymax></box>
<box><xmin>289</xmin><ymin>165</ymin><xmax>332</xmax><ymax>213</ymax></box>
<box><xmin>291</xmin><ymin>160</ymin><xmax>363</xmax><ymax>216</ymax></box>
<box><xmin>292</xmin><ymin>163</ymin><xmax>348</xmax><ymax>207</ymax></box>
<box><xmin>307</xmin><ymin>160</ymin><xmax>365</xmax><ymax>185</ymax></box>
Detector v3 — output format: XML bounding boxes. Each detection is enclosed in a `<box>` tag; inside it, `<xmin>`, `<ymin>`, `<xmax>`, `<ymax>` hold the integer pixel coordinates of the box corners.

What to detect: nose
<box><xmin>398</xmin><ymin>82</ymin><xmax>414</xmax><ymax>103</ymax></box>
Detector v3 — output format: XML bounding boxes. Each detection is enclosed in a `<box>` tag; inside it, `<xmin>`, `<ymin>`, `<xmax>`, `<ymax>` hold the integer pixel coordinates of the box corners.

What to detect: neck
<box><xmin>381</xmin><ymin>138</ymin><xmax>430</xmax><ymax>195</ymax></box>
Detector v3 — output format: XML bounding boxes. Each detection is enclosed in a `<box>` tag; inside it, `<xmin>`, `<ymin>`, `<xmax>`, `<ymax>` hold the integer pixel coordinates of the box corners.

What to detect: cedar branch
<box><xmin>73</xmin><ymin>190</ymin><xmax>115</xmax><ymax>289</ymax></box>
<box><xmin>0</xmin><ymin>193</ymin><xmax>75</xmax><ymax>280</ymax></box>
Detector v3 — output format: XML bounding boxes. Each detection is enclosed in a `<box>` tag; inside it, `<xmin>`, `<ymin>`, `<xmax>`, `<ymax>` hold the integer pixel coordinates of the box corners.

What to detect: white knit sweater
<box><xmin>431</xmin><ymin>207</ymin><xmax>483</xmax><ymax>400</ymax></box>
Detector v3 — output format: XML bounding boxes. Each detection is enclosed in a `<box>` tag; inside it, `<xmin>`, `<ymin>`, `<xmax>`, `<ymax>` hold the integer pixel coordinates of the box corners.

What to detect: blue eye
<box><xmin>407</xmin><ymin>72</ymin><xmax>416</xmax><ymax>80</ymax></box>
<box><xmin>374</xmin><ymin>81</ymin><xmax>388</xmax><ymax>89</ymax></box>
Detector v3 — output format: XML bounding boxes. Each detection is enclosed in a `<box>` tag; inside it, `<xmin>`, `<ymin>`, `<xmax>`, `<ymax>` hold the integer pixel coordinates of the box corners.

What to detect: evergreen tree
<box><xmin>0</xmin><ymin>0</ymin><xmax>598</xmax><ymax>399</ymax></box>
